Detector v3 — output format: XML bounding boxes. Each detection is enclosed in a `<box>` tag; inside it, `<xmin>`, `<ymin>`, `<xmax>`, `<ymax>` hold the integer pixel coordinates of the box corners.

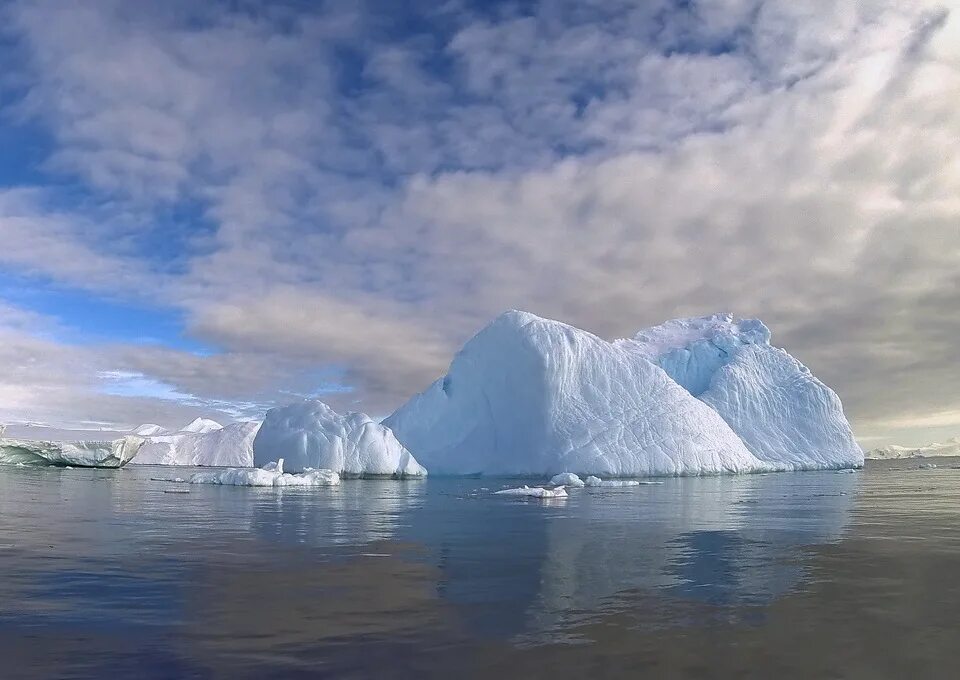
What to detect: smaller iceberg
<box><xmin>495</xmin><ymin>485</ymin><xmax>568</xmax><ymax>498</ymax></box>
<box><xmin>132</xmin><ymin>419</ymin><xmax>260</xmax><ymax>467</ymax></box>
<box><xmin>549</xmin><ymin>473</ymin><xmax>586</xmax><ymax>487</ymax></box>
<box><xmin>189</xmin><ymin>458</ymin><xmax>341</xmax><ymax>487</ymax></box>
<box><xmin>0</xmin><ymin>428</ymin><xmax>144</xmax><ymax>468</ymax></box>
<box><xmin>253</xmin><ymin>400</ymin><xmax>426</xmax><ymax>477</ymax></box>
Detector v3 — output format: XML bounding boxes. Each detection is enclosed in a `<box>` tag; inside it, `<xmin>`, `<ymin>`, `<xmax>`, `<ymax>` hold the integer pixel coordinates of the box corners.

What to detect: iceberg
<box><xmin>549</xmin><ymin>472</ymin><xmax>586</xmax><ymax>488</ymax></box>
<box><xmin>385</xmin><ymin>311</ymin><xmax>863</xmax><ymax>477</ymax></box>
<box><xmin>866</xmin><ymin>437</ymin><xmax>960</xmax><ymax>460</ymax></box>
<box><xmin>0</xmin><ymin>432</ymin><xmax>144</xmax><ymax>468</ymax></box>
<box><xmin>132</xmin><ymin>420</ymin><xmax>260</xmax><ymax>467</ymax></box>
<box><xmin>253</xmin><ymin>400</ymin><xmax>426</xmax><ymax>477</ymax></box>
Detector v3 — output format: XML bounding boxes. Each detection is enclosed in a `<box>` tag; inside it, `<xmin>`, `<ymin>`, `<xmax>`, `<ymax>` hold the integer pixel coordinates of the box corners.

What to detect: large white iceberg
<box><xmin>132</xmin><ymin>419</ymin><xmax>260</xmax><ymax>467</ymax></box>
<box><xmin>0</xmin><ymin>431</ymin><xmax>144</xmax><ymax>468</ymax></box>
<box><xmin>385</xmin><ymin>311</ymin><xmax>863</xmax><ymax>477</ymax></box>
<box><xmin>253</xmin><ymin>400</ymin><xmax>427</xmax><ymax>477</ymax></box>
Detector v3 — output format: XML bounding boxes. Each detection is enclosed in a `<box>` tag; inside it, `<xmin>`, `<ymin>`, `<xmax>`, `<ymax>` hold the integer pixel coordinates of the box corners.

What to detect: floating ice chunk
<box><xmin>0</xmin><ymin>435</ymin><xmax>144</xmax><ymax>468</ymax></box>
<box><xmin>254</xmin><ymin>400</ymin><xmax>426</xmax><ymax>477</ymax></box>
<box><xmin>919</xmin><ymin>463</ymin><xmax>937</xmax><ymax>470</ymax></box>
<box><xmin>584</xmin><ymin>476</ymin><xmax>641</xmax><ymax>487</ymax></box>
<box><xmin>550</xmin><ymin>473</ymin><xmax>585</xmax><ymax>487</ymax></box>
<box><xmin>494</xmin><ymin>485</ymin><xmax>568</xmax><ymax>498</ymax></box>
<box><xmin>189</xmin><ymin>461</ymin><xmax>340</xmax><ymax>487</ymax></box>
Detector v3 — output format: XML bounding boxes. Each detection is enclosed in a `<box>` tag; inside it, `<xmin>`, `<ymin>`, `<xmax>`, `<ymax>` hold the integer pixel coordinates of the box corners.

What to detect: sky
<box><xmin>0</xmin><ymin>0</ymin><xmax>958</xmax><ymax>447</ymax></box>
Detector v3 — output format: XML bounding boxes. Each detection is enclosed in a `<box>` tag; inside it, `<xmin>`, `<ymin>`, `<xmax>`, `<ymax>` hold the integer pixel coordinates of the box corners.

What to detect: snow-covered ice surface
<box><xmin>132</xmin><ymin>420</ymin><xmax>260</xmax><ymax>467</ymax></box>
<box><xmin>386</xmin><ymin>311</ymin><xmax>862</xmax><ymax>477</ymax></box>
<box><xmin>494</xmin><ymin>485</ymin><xmax>568</xmax><ymax>498</ymax></box>
<box><xmin>866</xmin><ymin>437</ymin><xmax>960</xmax><ymax>460</ymax></box>
<box><xmin>253</xmin><ymin>400</ymin><xmax>426</xmax><ymax>477</ymax></box>
<box><xmin>188</xmin><ymin>459</ymin><xmax>341</xmax><ymax>487</ymax></box>
<box><xmin>0</xmin><ymin>434</ymin><xmax>144</xmax><ymax>468</ymax></box>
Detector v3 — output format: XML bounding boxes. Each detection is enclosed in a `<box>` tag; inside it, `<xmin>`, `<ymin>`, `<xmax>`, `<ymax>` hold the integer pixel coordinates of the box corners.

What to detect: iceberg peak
<box><xmin>181</xmin><ymin>417</ymin><xmax>223</xmax><ymax>434</ymax></box>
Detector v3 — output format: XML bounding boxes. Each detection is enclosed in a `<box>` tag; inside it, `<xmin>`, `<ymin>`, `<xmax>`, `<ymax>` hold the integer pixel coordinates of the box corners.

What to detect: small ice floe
<box><xmin>494</xmin><ymin>485</ymin><xmax>568</xmax><ymax>498</ymax></box>
<box><xmin>188</xmin><ymin>458</ymin><xmax>340</xmax><ymax>487</ymax></box>
<box><xmin>919</xmin><ymin>463</ymin><xmax>937</xmax><ymax>470</ymax></box>
<box><xmin>584</xmin><ymin>476</ymin><xmax>640</xmax><ymax>487</ymax></box>
<box><xmin>835</xmin><ymin>468</ymin><xmax>860</xmax><ymax>474</ymax></box>
<box><xmin>549</xmin><ymin>473</ymin><xmax>585</xmax><ymax>487</ymax></box>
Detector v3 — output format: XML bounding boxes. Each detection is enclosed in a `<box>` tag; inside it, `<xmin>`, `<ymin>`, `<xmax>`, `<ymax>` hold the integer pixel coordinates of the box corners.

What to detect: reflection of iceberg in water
<box><xmin>246</xmin><ymin>479</ymin><xmax>428</xmax><ymax>547</ymax></box>
<box><xmin>526</xmin><ymin>472</ymin><xmax>858</xmax><ymax>640</ymax></box>
<box><xmin>398</xmin><ymin>472</ymin><xmax>857</xmax><ymax>643</ymax></box>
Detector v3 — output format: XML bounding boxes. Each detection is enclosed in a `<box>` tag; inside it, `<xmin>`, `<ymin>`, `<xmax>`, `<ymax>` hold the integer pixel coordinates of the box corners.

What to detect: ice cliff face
<box><xmin>132</xmin><ymin>420</ymin><xmax>260</xmax><ymax>467</ymax></box>
<box><xmin>253</xmin><ymin>400</ymin><xmax>426</xmax><ymax>477</ymax></box>
<box><xmin>385</xmin><ymin>311</ymin><xmax>863</xmax><ymax>477</ymax></box>
<box><xmin>0</xmin><ymin>435</ymin><xmax>144</xmax><ymax>468</ymax></box>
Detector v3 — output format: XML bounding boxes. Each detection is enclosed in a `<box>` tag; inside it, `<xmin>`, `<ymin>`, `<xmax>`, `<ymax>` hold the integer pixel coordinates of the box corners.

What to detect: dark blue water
<box><xmin>1</xmin><ymin>460</ymin><xmax>960</xmax><ymax>679</ymax></box>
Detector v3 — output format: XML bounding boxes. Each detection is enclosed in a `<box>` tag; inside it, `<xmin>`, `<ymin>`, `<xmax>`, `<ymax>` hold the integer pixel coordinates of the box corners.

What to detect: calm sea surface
<box><xmin>1</xmin><ymin>459</ymin><xmax>959</xmax><ymax>679</ymax></box>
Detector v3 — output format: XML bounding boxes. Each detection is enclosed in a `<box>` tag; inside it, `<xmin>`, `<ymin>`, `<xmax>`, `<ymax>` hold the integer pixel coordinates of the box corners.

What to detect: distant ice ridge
<box><xmin>131</xmin><ymin>418</ymin><xmax>260</xmax><ymax>467</ymax></box>
<box><xmin>866</xmin><ymin>437</ymin><xmax>960</xmax><ymax>460</ymax></box>
<box><xmin>189</xmin><ymin>458</ymin><xmax>340</xmax><ymax>487</ymax></box>
<box><xmin>386</xmin><ymin>311</ymin><xmax>863</xmax><ymax>477</ymax></box>
<box><xmin>253</xmin><ymin>400</ymin><xmax>426</xmax><ymax>477</ymax></box>
<box><xmin>0</xmin><ymin>433</ymin><xmax>144</xmax><ymax>468</ymax></box>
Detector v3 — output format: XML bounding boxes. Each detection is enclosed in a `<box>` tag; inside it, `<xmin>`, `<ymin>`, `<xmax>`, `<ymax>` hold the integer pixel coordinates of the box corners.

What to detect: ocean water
<box><xmin>1</xmin><ymin>459</ymin><xmax>959</xmax><ymax>679</ymax></box>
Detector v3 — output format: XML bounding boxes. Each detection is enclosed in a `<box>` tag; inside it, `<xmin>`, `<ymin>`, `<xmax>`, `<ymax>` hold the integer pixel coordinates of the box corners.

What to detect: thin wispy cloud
<box><xmin>0</xmin><ymin>0</ymin><xmax>957</xmax><ymax>445</ymax></box>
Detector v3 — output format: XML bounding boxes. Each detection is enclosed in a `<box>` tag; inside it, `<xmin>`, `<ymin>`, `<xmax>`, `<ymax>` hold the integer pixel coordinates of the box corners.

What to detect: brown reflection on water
<box><xmin>173</xmin><ymin>463</ymin><xmax>960</xmax><ymax>679</ymax></box>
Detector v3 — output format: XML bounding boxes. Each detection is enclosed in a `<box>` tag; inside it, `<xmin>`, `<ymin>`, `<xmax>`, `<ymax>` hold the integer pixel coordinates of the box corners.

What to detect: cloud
<box><xmin>0</xmin><ymin>0</ymin><xmax>958</xmax><ymax>445</ymax></box>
